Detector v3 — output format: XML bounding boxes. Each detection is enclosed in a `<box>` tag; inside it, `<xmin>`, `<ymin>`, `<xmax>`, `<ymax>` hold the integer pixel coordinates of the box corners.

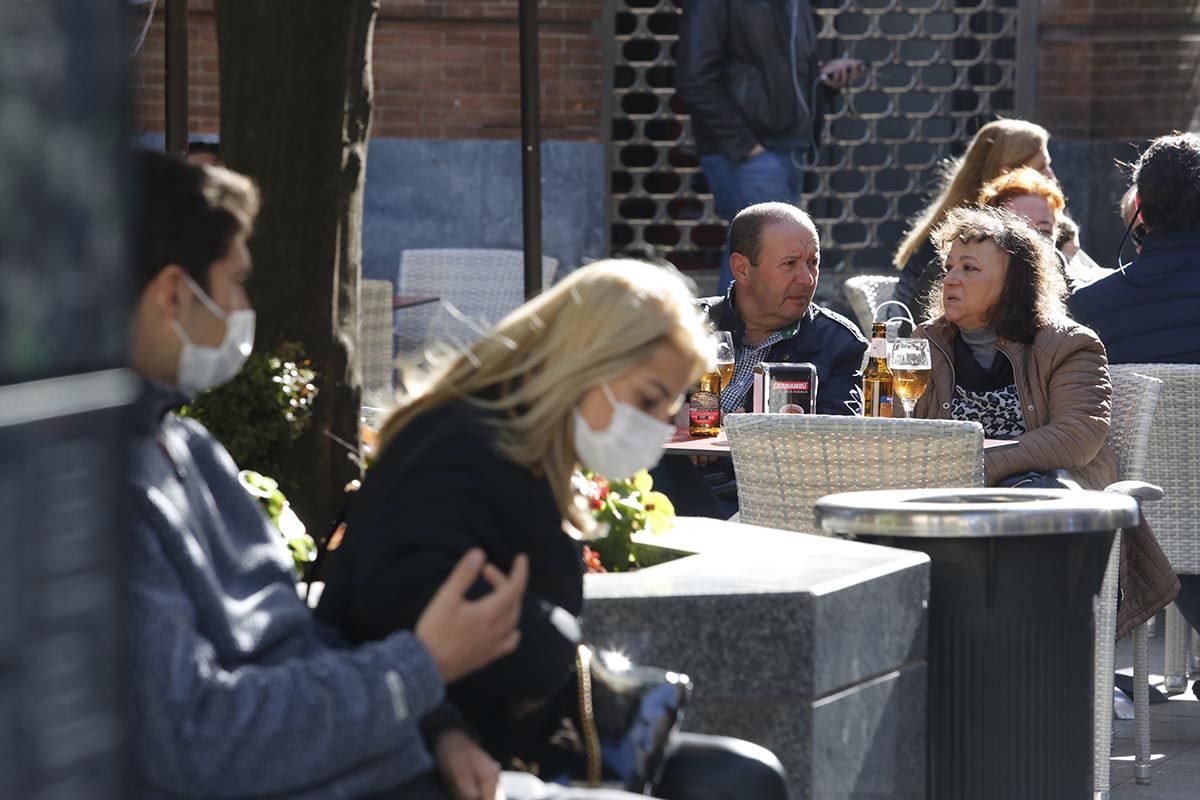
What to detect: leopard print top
<box><xmin>951</xmin><ymin>384</ymin><xmax>1026</xmax><ymax>439</ymax></box>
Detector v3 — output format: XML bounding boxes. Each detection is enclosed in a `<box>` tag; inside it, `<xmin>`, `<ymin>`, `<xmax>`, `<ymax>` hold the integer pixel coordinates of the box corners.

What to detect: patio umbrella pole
<box><xmin>165</xmin><ymin>0</ymin><xmax>189</xmax><ymax>159</ymax></box>
<box><xmin>518</xmin><ymin>0</ymin><xmax>542</xmax><ymax>299</ymax></box>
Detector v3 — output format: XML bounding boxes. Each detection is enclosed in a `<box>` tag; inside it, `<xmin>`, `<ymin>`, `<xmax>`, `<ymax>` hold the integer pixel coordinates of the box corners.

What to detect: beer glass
<box><xmin>714</xmin><ymin>331</ymin><xmax>735</xmax><ymax>391</ymax></box>
<box><xmin>889</xmin><ymin>338</ymin><xmax>932</xmax><ymax>416</ymax></box>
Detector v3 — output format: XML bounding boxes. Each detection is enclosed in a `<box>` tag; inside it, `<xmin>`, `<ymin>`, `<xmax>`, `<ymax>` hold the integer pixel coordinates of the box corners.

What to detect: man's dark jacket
<box><xmin>1067</xmin><ymin>231</ymin><xmax>1200</xmax><ymax>364</ymax></box>
<box><xmin>698</xmin><ymin>289</ymin><xmax>867</xmax><ymax>414</ymax></box>
<box><xmin>676</xmin><ymin>0</ymin><xmax>830</xmax><ymax>162</ymax></box>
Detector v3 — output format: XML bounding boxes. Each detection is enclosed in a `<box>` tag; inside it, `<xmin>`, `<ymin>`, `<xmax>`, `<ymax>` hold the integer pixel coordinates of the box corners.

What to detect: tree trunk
<box><xmin>214</xmin><ymin>0</ymin><xmax>378</xmax><ymax>532</ymax></box>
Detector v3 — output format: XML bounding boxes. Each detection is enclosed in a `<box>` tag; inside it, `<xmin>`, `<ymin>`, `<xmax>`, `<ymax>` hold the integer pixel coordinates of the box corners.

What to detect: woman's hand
<box><xmin>435</xmin><ymin>729</ymin><xmax>502</xmax><ymax>800</ymax></box>
<box><xmin>416</xmin><ymin>549</ymin><xmax>529</xmax><ymax>683</ymax></box>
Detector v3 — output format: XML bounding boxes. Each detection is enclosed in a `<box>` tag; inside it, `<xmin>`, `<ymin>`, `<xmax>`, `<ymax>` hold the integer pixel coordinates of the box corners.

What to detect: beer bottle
<box><xmin>689</xmin><ymin>369</ymin><xmax>722</xmax><ymax>437</ymax></box>
<box><xmin>863</xmin><ymin>322</ymin><xmax>894</xmax><ymax>417</ymax></box>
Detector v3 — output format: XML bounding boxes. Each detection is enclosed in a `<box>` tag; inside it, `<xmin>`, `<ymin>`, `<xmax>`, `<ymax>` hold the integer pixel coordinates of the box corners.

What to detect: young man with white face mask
<box><xmin>125</xmin><ymin>152</ymin><xmax>590</xmax><ymax>800</ymax></box>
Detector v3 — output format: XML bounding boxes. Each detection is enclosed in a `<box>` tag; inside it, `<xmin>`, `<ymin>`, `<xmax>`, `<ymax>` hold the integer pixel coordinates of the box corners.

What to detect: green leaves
<box><xmin>238</xmin><ymin>469</ymin><xmax>317</xmax><ymax>580</ymax></box>
<box><xmin>578</xmin><ymin>470</ymin><xmax>676</xmax><ymax>572</ymax></box>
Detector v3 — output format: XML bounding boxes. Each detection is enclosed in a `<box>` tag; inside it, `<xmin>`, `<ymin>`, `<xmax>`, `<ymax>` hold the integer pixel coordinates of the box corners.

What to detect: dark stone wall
<box><xmin>0</xmin><ymin>1</ymin><xmax>130</xmax><ymax>797</ymax></box>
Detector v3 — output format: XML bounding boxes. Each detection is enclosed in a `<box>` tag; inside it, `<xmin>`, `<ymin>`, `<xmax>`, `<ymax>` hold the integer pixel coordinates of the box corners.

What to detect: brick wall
<box><xmin>1037</xmin><ymin>0</ymin><xmax>1200</xmax><ymax>139</ymax></box>
<box><xmin>129</xmin><ymin>0</ymin><xmax>605</xmax><ymax>141</ymax></box>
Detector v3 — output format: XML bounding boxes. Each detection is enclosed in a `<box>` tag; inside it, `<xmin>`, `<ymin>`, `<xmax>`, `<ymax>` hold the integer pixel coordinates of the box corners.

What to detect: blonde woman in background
<box><xmin>316</xmin><ymin>259</ymin><xmax>789</xmax><ymax>800</ymax></box>
<box><xmin>893</xmin><ymin>118</ymin><xmax>1063</xmax><ymax>320</ymax></box>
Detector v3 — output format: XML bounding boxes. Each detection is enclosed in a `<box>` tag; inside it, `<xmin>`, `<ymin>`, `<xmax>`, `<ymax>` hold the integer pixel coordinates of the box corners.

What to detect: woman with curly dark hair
<box><xmin>907</xmin><ymin>204</ymin><xmax>1110</xmax><ymax>488</ymax></box>
<box><xmin>905</xmin><ymin>204</ymin><xmax>1178</xmax><ymax>638</ymax></box>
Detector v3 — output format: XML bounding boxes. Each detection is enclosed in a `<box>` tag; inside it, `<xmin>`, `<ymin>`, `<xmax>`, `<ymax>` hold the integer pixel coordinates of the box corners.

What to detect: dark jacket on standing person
<box><xmin>697</xmin><ymin>291</ymin><xmax>867</xmax><ymax>415</ymax></box>
<box><xmin>315</xmin><ymin>403</ymin><xmax>583</xmax><ymax>763</ymax></box>
<box><xmin>911</xmin><ymin>317</ymin><xmax>1179</xmax><ymax>638</ymax></box>
<box><xmin>1067</xmin><ymin>230</ymin><xmax>1200</xmax><ymax>364</ymax></box>
<box><xmin>676</xmin><ymin>0</ymin><xmax>831</xmax><ymax>162</ymax></box>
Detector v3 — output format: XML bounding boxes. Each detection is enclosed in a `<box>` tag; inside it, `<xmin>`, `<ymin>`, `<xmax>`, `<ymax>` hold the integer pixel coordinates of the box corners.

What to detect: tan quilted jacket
<box><xmin>911</xmin><ymin>316</ymin><xmax>1178</xmax><ymax>637</ymax></box>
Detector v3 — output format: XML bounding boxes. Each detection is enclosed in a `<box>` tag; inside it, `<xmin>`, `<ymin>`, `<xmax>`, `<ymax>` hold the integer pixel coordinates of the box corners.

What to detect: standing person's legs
<box><xmin>697</xmin><ymin>154</ymin><xmax>746</xmax><ymax>294</ymax></box>
<box><xmin>700</xmin><ymin>150</ymin><xmax>805</xmax><ymax>294</ymax></box>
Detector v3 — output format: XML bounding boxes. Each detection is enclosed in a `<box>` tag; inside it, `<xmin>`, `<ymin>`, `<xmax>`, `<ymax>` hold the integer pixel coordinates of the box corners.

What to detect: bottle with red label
<box><xmin>688</xmin><ymin>369</ymin><xmax>722</xmax><ymax>436</ymax></box>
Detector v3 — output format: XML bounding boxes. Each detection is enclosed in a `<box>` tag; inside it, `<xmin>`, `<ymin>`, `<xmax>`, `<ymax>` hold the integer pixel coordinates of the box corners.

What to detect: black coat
<box><xmin>1068</xmin><ymin>230</ymin><xmax>1200</xmax><ymax>364</ymax></box>
<box><xmin>676</xmin><ymin>0</ymin><xmax>831</xmax><ymax>162</ymax></box>
<box><xmin>315</xmin><ymin>403</ymin><xmax>582</xmax><ymax>759</ymax></box>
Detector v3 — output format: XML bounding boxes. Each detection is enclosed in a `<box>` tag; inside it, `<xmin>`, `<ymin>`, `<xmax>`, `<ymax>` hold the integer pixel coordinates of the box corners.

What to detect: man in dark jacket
<box><xmin>676</xmin><ymin>0</ymin><xmax>863</xmax><ymax>292</ymax></box>
<box><xmin>1069</xmin><ymin>132</ymin><xmax>1200</xmax><ymax>698</ymax></box>
<box><xmin>657</xmin><ymin>203</ymin><xmax>867</xmax><ymax>516</ymax></box>
<box><xmin>701</xmin><ymin>203</ymin><xmax>867</xmax><ymax>415</ymax></box>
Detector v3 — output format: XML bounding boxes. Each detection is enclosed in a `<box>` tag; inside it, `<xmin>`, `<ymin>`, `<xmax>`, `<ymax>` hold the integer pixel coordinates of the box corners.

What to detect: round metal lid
<box><xmin>814</xmin><ymin>488</ymin><xmax>1140</xmax><ymax>539</ymax></box>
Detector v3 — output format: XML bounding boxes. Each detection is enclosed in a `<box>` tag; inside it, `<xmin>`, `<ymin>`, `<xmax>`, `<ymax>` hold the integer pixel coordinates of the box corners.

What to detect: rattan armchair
<box><xmin>1115</xmin><ymin>365</ymin><xmax>1200</xmax><ymax>697</ymax></box>
<box><xmin>395</xmin><ymin>248</ymin><xmax>558</xmax><ymax>354</ymax></box>
<box><xmin>1095</xmin><ymin>366</ymin><xmax>1164</xmax><ymax>792</ymax></box>
<box><xmin>842</xmin><ymin>274</ymin><xmax>899</xmax><ymax>335</ymax></box>
<box><xmin>724</xmin><ymin>414</ymin><xmax>985</xmax><ymax>534</ymax></box>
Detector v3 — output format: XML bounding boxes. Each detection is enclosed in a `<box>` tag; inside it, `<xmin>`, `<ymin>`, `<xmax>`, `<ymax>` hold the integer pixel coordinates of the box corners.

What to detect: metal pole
<box><xmin>518</xmin><ymin>0</ymin><xmax>543</xmax><ymax>299</ymax></box>
<box><xmin>165</xmin><ymin>0</ymin><xmax>189</xmax><ymax>159</ymax></box>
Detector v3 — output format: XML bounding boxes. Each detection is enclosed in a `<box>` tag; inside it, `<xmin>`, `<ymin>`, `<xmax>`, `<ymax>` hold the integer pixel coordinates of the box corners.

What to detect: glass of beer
<box><xmin>714</xmin><ymin>331</ymin><xmax>735</xmax><ymax>391</ymax></box>
<box><xmin>889</xmin><ymin>338</ymin><xmax>932</xmax><ymax>416</ymax></box>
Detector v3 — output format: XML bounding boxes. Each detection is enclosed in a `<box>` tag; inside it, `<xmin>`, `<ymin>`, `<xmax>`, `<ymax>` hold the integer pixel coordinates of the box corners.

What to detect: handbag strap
<box><xmin>575</xmin><ymin>644</ymin><xmax>602</xmax><ymax>788</ymax></box>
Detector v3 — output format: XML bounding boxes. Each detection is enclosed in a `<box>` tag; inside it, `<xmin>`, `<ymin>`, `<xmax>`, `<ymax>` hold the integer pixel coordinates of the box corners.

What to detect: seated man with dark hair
<box><xmin>699</xmin><ymin>202</ymin><xmax>867</xmax><ymax>416</ymax></box>
<box><xmin>128</xmin><ymin>151</ymin><xmax>650</xmax><ymax>800</ymax></box>
<box><xmin>1069</xmin><ymin>132</ymin><xmax>1200</xmax><ymax>698</ymax></box>
<box><xmin>656</xmin><ymin>202</ymin><xmax>866</xmax><ymax>516</ymax></box>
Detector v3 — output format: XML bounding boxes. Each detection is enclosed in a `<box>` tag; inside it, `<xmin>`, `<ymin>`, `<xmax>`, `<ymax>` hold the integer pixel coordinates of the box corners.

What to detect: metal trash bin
<box><xmin>814</xmin><ymin>488</ymin><xmax>1139</xmax><ymax>800</ymax></box>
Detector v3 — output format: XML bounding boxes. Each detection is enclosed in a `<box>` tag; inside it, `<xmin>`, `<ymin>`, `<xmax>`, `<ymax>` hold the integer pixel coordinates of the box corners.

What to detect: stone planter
<box><xmin>583</xmin><ymin>517</ymin><xmax>930</xmax><ymax>800</ymax></box>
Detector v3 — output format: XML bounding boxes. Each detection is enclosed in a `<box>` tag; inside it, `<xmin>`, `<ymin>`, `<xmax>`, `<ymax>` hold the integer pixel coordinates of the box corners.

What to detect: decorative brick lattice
<box><xmin>608</xmin><ymin>0</ymin><xmax>1019</xmax><ymax>276</ymax></box>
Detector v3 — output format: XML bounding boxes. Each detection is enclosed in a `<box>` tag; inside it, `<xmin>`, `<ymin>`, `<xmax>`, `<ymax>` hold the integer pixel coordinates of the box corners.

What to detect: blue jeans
<box><xmin>698</xmin><ymin>148</ymin><xmax>805</xmax><ymax>293</ymax></box>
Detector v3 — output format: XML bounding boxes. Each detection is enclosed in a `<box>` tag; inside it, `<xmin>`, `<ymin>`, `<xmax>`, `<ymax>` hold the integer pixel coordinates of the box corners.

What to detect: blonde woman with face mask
<box><xmin>315</xmin><ymin>260</ymin><xmax>789</xmax><ymax>800</ymax></box>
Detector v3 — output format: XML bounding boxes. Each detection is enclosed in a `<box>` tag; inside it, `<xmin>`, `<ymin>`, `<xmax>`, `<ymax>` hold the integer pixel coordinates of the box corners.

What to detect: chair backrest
<box><xmin>842</xmin><ymin>274</ymin><xmax>899</xmax><ymax>334</ymax></box>
<box><xmin>1116</xmin><ymin>363</ymin><xmax>1200</xmax><ymax>572</ymax></box>
<box><xmin>725</xmin><ymin>414</ymin><xmax>985</xmax><ymax>534</ymax></box>
<box><xmin>359</xmin><ymin>279</ymin><xmax>395</xmax><ymax>396</ymax></box>
<box><xmin>395</xmin><ymin>248</ymin><xmax>559</xmax><ymax>353</ymax></box>
<box><xmin>1105</xmin><ymin>366</ymin><xmax>1163</xmax><ymax>483</ymax></box>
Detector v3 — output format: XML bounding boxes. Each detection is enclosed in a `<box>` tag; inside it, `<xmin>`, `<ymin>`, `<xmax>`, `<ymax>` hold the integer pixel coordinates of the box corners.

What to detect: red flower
<box><xmin>582</xmin><ymin>545</ymin><xmax>607</xmax><ymax>574</ymax></box>
<box><xmin>589</xmin><ymin>497</ymin><xmax>603</xmax><ymax>510</ymax></box>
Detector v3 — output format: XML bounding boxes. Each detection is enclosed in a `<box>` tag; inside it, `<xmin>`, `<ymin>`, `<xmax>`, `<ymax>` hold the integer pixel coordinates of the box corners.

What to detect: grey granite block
<box><xmin>582</xmin><ymin>518</ymin><xmax>929</xmax><ymax>799</ymax></box>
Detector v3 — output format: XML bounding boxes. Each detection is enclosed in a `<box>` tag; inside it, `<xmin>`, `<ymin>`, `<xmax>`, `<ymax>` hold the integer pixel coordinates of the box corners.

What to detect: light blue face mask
<box><xmin>170</xmin><ymin>273</ymin><xmax>256</xmax><ymax>396</ymax></box>
<box><xmin>573</xmin><ymin>383</ymin><xmax>675</xmax><ymax>480</ymax></box>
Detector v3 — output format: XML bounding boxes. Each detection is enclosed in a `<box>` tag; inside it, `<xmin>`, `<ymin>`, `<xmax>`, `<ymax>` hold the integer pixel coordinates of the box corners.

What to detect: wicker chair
<box><xmin>359</xmin><ymin>279</ymin><xmax>396</xmax><ymax>396</ymax></box>
<box><xmin>842</xmin><ymin>274</ymin><xmax>900</xmax><ymax>334</ymax></box>
<box><xmin>1095</xmin><ymin>366</ymin><xmax>1164</xmax><ymax>793</ymax></box>
<box><xmin>1117</xmin><ymin>364</ymin><xmax>1200</xmax><ymax>696</ymax></box>
<box><xmin>724</xmin><ymin>414</ymin><xmax>985</xmax><ymax>534</ymax></box>
<box><xmin>395</xmin><ymin>248</ymin><xmax>558</xmax><ymax>354</ymax></box>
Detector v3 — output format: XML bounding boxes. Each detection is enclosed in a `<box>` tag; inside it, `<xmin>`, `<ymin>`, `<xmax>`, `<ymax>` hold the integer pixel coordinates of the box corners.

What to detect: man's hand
<box><xmin>745</xmin><ymin>143</ymin><xmax>766</xmax><ymax>160</ymax></box>
<box><xmin>819</xmin><ymin>58</ymin><xmax>865</xmax><ymax>90</ymax></box>
<box><xmin>416</xmin><ymin>549</ymin><xmax>529</xmax><ymax>684</ymax></box>
<box><xmin>435</xmin><ymin>729</ymin><xmax>501</xmax><ymax>800</ymax></box>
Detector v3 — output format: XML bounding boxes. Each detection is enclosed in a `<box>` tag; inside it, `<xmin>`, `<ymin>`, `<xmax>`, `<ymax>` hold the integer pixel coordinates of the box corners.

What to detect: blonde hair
<box><xmin>894</xmin><ymin>119</ymin><xmax>1049</xmax><ymax>270</ymax></box>
<box><xmin>378</xmin><ymin>259</ymin><xmax>714</xmax><ymax>531</ymax></box>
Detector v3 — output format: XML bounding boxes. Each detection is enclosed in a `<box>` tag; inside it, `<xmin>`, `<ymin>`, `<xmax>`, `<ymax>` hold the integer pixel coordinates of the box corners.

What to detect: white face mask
<box><xmin>573</xmin><ymin>383</ymin><xmax>675</xmax><ymax>480</ymax></box>
<box><xmin>171</xmin><ymin>273</ymin><xmax>256</xmax><ymax>396</ymax></box>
